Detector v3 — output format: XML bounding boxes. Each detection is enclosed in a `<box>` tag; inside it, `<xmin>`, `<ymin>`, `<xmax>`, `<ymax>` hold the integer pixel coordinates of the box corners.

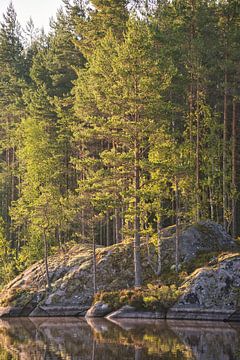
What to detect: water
<box><xmin>0</xmin><ymin>317</ymin><xmax>240</xmax><ymax>359</ymax></box>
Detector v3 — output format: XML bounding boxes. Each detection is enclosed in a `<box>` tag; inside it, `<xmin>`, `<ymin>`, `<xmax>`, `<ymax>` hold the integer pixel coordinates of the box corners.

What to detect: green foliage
<box><xmin>74</xmin><ymin>0</ymin><xmax>128</xmax><ymax>58</ymax></box>
<box><xmin>16</xmin><ymin>234</ymin><xmax>44</xmax><ymax>271</ymax></box>
<box><xmin>0</xmin><ymin>0</ymin><xmax>240</xmax><ymax>291</ymax></box>
<box><xmin>143</xmin><ymin>284</ymin><xmax>181</xmax><ymax>311</ymax></box>
<box><xmin>94</xmin><ymin>285</ymin><xmax>182</xmax><ymax>312</ymax></box>
<box><xmin>0</xmin><ymin>218</ymin><xmax>16</xmax><ymax>287</ymax></box>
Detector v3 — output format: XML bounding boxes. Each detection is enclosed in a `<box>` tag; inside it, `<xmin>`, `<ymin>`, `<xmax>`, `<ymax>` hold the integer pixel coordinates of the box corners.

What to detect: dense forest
<box><xmin>0</xmin><ymin>0</ymin><xmax>239</xmax><ymax>289</ymax></box>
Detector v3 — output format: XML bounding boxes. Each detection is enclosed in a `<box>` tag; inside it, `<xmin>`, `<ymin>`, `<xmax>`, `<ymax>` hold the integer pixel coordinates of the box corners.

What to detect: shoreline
<box><xmin>1</xmin><ymin>305</ymin><xmax>239</xmax><ymax>322</ymax></box>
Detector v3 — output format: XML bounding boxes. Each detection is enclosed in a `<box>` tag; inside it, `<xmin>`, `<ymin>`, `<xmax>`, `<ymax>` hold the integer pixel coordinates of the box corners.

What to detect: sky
<box><xmin>0</xmin><ymin>0</ymin><xmax>63</xmax><ymax>31</ymax></box>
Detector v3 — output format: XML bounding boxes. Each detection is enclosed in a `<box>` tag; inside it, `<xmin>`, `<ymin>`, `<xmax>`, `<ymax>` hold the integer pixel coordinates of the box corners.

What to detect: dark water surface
<box><xmin>0</xmin><ymin>317</ymin><xmax>240</xmax><ymax>360</ymax></box>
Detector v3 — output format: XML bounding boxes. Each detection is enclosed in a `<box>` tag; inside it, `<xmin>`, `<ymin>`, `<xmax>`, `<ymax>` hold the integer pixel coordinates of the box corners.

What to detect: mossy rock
<box><xmin>0</xmin><ymin>221</ymin><xmax>237</xmax><ymax>317</ymax></box>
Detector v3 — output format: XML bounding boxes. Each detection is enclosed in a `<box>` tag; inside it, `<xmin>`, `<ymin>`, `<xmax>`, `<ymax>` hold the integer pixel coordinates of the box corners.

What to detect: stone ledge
<box><xmin>29</xmin><ymin>305</ymin><xmax>90</xmax><ymax>317</ymax></box>
<box><xmin>106</xmin><ymin>305</ymin><xmax>166</xmax><ymax>320</ymax></box>
<box><xmin>167</xmin><ymin>307</ymin><xmax>234</xmax><ymax>321</ymax></box>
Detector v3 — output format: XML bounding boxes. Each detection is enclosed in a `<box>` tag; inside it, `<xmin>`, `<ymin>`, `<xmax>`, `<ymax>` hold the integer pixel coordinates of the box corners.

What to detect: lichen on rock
<box><xmin>0</xmin><ymin>221</ymin><xmax>238</xmax><ymax>319</ymax></box>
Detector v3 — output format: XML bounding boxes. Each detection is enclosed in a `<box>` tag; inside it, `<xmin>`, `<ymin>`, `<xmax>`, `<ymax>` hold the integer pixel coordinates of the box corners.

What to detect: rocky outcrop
<box><xmin>0</xmin><ymin>242</ymin><xmax>155</xmax><ymax>317</ymax></box>
<box><xmin>85</xmin><ymin>253</ymin><xmax>240</xmax><ymax>321</ymax></box>
<box><xmin>0</xmin><ymin>221</ymin><xmax>238</xmax><ymax>318</ymax></box>
<box><xmin>0</xmin><ymin>245</ymin><xmax>95</xmax><ymax>317</ymax></box>
<box><xmin>168</xmin><ymin>253</ymin><xmax>240</xmax><ymax>321</ymax></box>
<box><xmin>161</xmin><ymin>220</ymin><xmax>236</xmax><ymax>265</ymax></box>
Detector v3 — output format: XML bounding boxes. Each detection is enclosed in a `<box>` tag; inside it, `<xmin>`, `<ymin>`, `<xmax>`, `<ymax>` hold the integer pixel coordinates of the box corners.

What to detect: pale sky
<box><xmin>0</xmin><ymin>0</ymin><xmax>63</xmax><ymax>31</ymax></box>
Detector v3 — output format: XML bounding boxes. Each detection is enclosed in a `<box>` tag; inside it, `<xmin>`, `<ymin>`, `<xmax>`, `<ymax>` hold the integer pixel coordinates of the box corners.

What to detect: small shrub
<box><xmin>144</xmin><ymin>284</ymin><xmax>182</xmax><ymax>311</ymax></box>
<box><xmin>94</xmin><ymin>284</ymin><xmax>182</xmax><ymax>312</ymax></box>
<box><xmin>119</xmin><ymin>289</ymin><xmax>136</xmax><ymax>307</ymax></box>
<box><xmin>143</xmin><ymin>296</ymin><xmax>160</xmax><ymax>311</ymax></box>
<box><xmin>94</xmin><ymin>291</ymin><xmax>121</xmax><ymax>309</ymax></box>
<box><xmin>129</xmin><ymin>292</ymin><xmax>144</xmax><ymax>310</ymax></box>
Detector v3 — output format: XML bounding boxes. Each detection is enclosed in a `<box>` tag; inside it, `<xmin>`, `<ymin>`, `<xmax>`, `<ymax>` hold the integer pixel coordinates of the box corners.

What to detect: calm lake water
<box><xmin>0</xmin><ymin>317</ymin><xmax>239</xmax><ymax>360</ymax></box>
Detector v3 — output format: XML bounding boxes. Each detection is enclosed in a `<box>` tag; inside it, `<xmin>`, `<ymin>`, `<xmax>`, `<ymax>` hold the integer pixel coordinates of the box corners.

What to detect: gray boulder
<box><xmin>168</xmin><ymin>254</ymin><xmax>240</xmax><ymax>321</ymax></box>
<box><xmin>161</xmin><ymin>220</ymin><xmax>236</xmax><ymax>265</ymax></box>
<box><xmin>86</xmin><ymin>302</ymin><xmax>112</xmax><ymax>318</ymax></box>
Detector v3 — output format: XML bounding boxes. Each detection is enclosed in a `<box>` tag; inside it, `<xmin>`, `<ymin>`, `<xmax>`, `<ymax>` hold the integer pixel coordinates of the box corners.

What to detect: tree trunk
<box><xmin>189</xmin><ymin>81</ymin><xmax>193</xmax><ymax>145</ymax></box>
<box><xmin>43</xmin><ymin>230</ymin><xmax>51</xmax><ymax>290</ymax></box>
<box><xmin>189</xmin><ymin>0</ymin><xmax>195</xmax><ymax>146</ymax></box>
<box><xmin>134</xmin><ymin>139</ymin><xmax>142</xmax><ymax>288</ymax></box>
<box><xmin>81</xmin><ymin>209</ymin><xmax>85</xmax><ymax>240</ymax></box>
<box><xmin>223</xmin><ymin>72</ymin><xmax>228</xmax><ymax>229</ymax></box>
<box><xmin>121</xmin><ymin>206</ymin><xmax>125</xmax><ymax>242</ymax></box>
<box><xmin>196</xmin><ymin>80</ymin><xmax>200</xmax><ymax>221</ymax></box>
<box><xmin>57</xmin><ymin>225</ymin><xmax>62</xmax><ymax>249</ymax></box>
<box><xmin>115</xmin><ymin>208</ymin><xmax>120</xmax><ymax>243</ymax></box>
<box><xmin>92</xmin><ymin>226</ymin><xmax>97</xmax><ymax>294</ymax></box>
<box><xmin>5</xmin><ymin>116</ymin><xmax>10</xmax><ymax>239</ymax></box>
<box><xmin>106</xmin><ymin>211</ymin><xmax>110</xmax><ymax>246</ymax></box>
<box><xmin>65</xmin><ymin>144</ymin><xmax>69</xmax><ymax>192</ymax></box>
<box><xmin>232</xmin><ymin>98</ymin><xmax>237</xmax><ymax>237</ymax></box>
<box><xmin>175</xmin><ymin>177</ymin><xmax>180</xmax><ymax>273</ymax></box>
<box><xmin>157</xmin><ymin>218</ymin><xmax>162</xmax><ymax>276</ymax></box>
<box><xmin>99</xmin><ymin>220</ymin><xmax>103</xmax><ymax>245</ymax></box>
<box><xmin>209</xmin><ymin>183</ymin><xmax>214</xmax><ymax>221</ymax></box>
<box><xmin>112</xmin><ymin>211</ymin><xmax>116</xmax><ymax>244</ymax></box>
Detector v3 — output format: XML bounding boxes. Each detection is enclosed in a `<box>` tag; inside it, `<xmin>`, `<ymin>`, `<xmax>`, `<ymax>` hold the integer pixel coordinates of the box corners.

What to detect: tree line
<box><xmin>0</xmin><ymin>0</ymin><xmax>239</xmax><ymax>288</ymax></box>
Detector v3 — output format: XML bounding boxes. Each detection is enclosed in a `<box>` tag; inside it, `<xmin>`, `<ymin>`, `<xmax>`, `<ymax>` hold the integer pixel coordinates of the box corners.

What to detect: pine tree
<box><xmin>11</xmin><ymin>117</ymin><xmax>62</xmax><ymax>286</ymax></box>
<box><xmin>0</xmin><ymin>2</ymin><xmax>26</xmax><ymax>241</ymax></box>
<box><xmin>74</xmin><ymin>18</ymin><xmax>173</xmax><ymax>287</ymax></box>
<box><xmin>74</xmin><ymin>0</ymin><xmax>129</xmax><ymax>58</ymax></box>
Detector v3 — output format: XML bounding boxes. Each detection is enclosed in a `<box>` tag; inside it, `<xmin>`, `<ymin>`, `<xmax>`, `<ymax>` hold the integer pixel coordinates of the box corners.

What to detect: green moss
<box><xmin>193</xmin><ymin>223</ymin><xmax>209</xmax><ymax>234</ymax></box>
<box><xmin>143</xmin><ymin>284</ymin><xmax>182</xmax><ymax>311</ymax></box>
<box><xmin>182</xmin><ymin>251</ymin><xmax>219</xmax><ymax>274</ymax></box>
<box><xmin>159</xmin><ymin>271</ymin><xmax>188</xmax><ymax>287</ymax></box>
<box><xmin>50</xmin><ymin>294</ymin><xmax>61</xmax><ymax>304</ymax></box>
<box><xmin>94</xmin><ymin>285</ymin><xmax>182</xmax><ymax>312</ymax></box>
<box><xmin>0</xmin><ymin>288</ymin><xmax>33</xmax><ymax>307</ymax></box>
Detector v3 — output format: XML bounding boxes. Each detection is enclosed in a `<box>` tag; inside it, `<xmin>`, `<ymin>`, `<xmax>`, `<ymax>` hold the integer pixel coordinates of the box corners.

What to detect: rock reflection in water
<box><xmin>0</xmin><ymin>317</ymin><xmax>239</xmax><ymax>359</ymax></box>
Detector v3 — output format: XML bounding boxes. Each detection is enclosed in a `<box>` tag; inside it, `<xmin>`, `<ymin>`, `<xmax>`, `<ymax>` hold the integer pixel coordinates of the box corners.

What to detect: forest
<box><xmin>0</xmin><ymin>0</ymin><xmax>239</xmax><ymax>289</ymax></box>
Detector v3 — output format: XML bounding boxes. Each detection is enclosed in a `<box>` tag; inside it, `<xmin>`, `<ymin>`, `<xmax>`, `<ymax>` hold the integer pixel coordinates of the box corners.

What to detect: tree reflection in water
<box><xmin>0</xmin><ymin>317</ymin><xmax>239</xmax><ymax>359</ymax></box>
